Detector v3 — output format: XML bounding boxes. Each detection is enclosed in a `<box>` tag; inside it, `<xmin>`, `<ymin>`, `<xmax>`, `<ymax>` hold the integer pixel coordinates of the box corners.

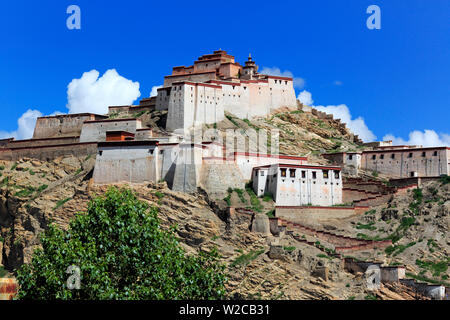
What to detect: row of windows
<box><xmin>269</xmin><ymin>169</ymin><xmax>340</xmax><ymax>179</ymax></box>
<box><xmin>370</xmin><ymin>151</ymin><xmax>439</xmax><ymax>160</ymax></box>
<box><xmin>273</xmin><ymin>80</ymin><xmax>289</xmax><ymax>85</ymax></box>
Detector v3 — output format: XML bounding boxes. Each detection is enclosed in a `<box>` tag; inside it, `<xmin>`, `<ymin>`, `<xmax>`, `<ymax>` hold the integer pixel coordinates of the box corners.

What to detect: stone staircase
<box><xmin>343</xmin><ymin>177</ymin><xmax>417</xmax><ymax>207</ymax></box>
<box><xmin>277</xmin><ymin>217</ymin><xmax>392</xmax><ymax>254</ymax></box>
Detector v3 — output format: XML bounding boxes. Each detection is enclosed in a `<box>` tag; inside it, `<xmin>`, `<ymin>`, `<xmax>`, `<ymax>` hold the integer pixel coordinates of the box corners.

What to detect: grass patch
<box><xmin>266</xmin><ymin>209</ymin><xmax>275</xmax><ymax>218</ymax></box>
<box><xmin>234</xmin><ymin>188</ymin><xmax>247</xmax><ymax>204</ymax></box>
<box><xmin>246</xmin><ymin>186</ymin><xmax>263</xmax><ymax>212</ymax></box>
<box><xmin>283</xmin><ymin>246</ymin><xmax>296</xmax><ymax>252</ymax></box>
<box><xmin>154</xmin><ymin>191</ymin><xmax>164</xmax><ymax>199</ymax></box>
<box><xmin>385</xmin><ymin>241</ymin><xmax>416</xmax><ymax>256</ymax></box>
<box><xmin>355</xmin><ymin>222</ymin><xmax>377</xmax><ymax>231</ymax></box>
<box><xmin>231</xmin><ymin>249</ymin><xmax>265</xmax><ymax>267</ymax></box>
<box><xmin>37</xmin><ymin>184</ymin><xmax>48</xmax><ymax>193</ymax></box>
<box><xmin>416</xmin><ymin>259</ymin><xmax>448</xmax><ymax>277</ymax></box>
<box><xmin>14</xmin><ymin>186</ymin><xmax>35</xmax><ymax>198</ymax></box>
<box><xmin>262</xmin><ymin>193</ymin><xmax>273</xmax><ymax>202</ymax></box>
<box><xmin>316</xmin><ymin>253</ymin><xmax>333</xmax><ymax>260</ymax></box>
<box><xmin>53</xmin><ymin>197</ymin><xmax>71</xmax><ymax>211</ymax></box>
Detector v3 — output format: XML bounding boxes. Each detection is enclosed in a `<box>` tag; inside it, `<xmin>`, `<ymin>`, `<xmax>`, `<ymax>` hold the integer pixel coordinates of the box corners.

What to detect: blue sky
<box><xmin>0</xmin><ymin>0</ymin><xmax>449</xmax><ymax>144</ymax></box>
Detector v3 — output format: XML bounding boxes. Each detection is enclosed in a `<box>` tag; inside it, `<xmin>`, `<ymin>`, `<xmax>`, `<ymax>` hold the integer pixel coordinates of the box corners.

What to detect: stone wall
<box><xmin>0</xmin><ymin>143</ymin><xmax>97</xmax><ymax>161</ymax></box>
<box><xmin>33</xmin><ymin>114</ymin><xmax>107</xmax><ymax>139</ymax></box>
<box><xmin>275</xmin><ymin>205</ymin><xmax>368</xmax><ymax>224</ymax></box>
<box><xmin>93</xmin><ymin>142</ymin><xmax>159</xmax><ymax>185</ymax></box>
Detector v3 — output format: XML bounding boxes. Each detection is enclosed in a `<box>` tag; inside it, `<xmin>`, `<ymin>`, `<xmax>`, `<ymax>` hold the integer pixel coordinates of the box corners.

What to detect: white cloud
<box><xmin>66</xmin><ymin>69</ymin><xmax>141</xmax><ymax>114</ymax></box>
<box><xmin>260</xmin><ymin>66</ymin><xmax>305</xmax><ymax>89</ymax></box>
<box><xmin>300</xmin><ymin>90</ymin><xmax>376</xmax><ymax>142</ymax></box>
<box><xmin>333</xmin><ymin>80</ymin><xmax>343</xmax><ymax>86</ymax></box>
<box><xmin>297</xmin><ymin>90</ymin><xmax>314</xmax><ymax>106</ymax></box>
<box><xmin>0</xmin><ymin>109</ymin><xmax>43</xmax><ymax>140</ymax></box>
<box><xmin>314</xmin><ymin>104</ymin><xmax>376</xmax><ymax>142</ymax></box>
<box><xmin>150</xmin><ymin>85</ymin><xmax>162</xmax><ymax>97</ymax></box>
<box><xmin>383</xmin><ymin>130</ymin><xmax>450</xmax><ymax>147</ymax></box>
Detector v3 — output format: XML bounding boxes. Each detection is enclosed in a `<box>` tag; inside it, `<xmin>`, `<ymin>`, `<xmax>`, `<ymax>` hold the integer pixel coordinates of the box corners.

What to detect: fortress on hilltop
<box><xmin>0</xmin><ymin>50</ymin><xmax>448</xmax><ymax>207</ymax></box>
<box><xmin>155</xmin><ymin>50</ymin><xmax>297</xmax><ymax>131</ymax></box>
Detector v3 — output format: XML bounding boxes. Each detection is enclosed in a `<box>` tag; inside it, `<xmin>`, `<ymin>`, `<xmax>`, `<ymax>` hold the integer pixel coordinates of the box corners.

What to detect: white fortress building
<box><xmin>155</xmin><ymin>50</ymin><xmax>297</xmax><ymax>131</ymax></box>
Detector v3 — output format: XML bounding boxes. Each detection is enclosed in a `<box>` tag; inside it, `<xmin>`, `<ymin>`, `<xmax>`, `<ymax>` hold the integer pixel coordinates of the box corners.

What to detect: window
<box><xmin>301</xmin><ymin>171</ymin><xmax>306</xmax><ymax>178</ymax></box>
<box><xmin>260</xmin><ymin>171</ymin><xmax>265</xmax><ymax>176</ymax></box>
<box><xmin>421</xmin><ymin>152</ymin><xmax>426</xmax><ymax>157</ymax></box>
<box><xmin>391</xmin><ymin>154</ymin><xmax>395</xmax><ymax>159</ymax></box>
<box><xmin>312</xmin><ymin>171</ymin><xmax>317</xmax><ymax>179</ymax></box>
<box><xmin>408</xmin><ymin>153</ymin><xmax>413</xmax><ymax>158</ymax></box>
<box><xmin>380</xmin><ymin>154</ymin><xmax>384</xmax><ymax>159</ymax></box>
<box><xmin>433</xmin><ymin>151</ymin><xmax>438</xmax><ymax>156</ymax></box>
<box><xmin>289</xmin><ymin>169</ymin><xmax>296</xmax><ymax>178</ymax></box>
<box><xmin>280</xmin><ymin>168</ymin><xmax>287</xmax><ymax>177</ymax></box>
<box><xmin>372</xmin><ymin>155</ymin><xmax>376</xmax><ymax>160</ymax></box>
<box><xmin>323</xmin><ymin>170</ymin><xmax>329</xmax><ymax>179</ymax></box>
<box><xmin>334</xmin><ymin>170</ymin><xmax>340</xmax><ymax>179</ymax></box>
<box><xmin>348</xmin><ymin>155</ymin><xmax>353</xmax><ymax>160</ymax></box>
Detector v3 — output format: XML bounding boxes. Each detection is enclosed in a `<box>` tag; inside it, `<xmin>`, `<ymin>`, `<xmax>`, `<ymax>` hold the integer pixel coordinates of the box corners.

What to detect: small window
<box><xmin>348</xmin><ymin>155</ymin><xmax>353</xmax><ymax>160</ymax></box>
<box><xmin>323</xmin><ymin>170</ymin><xmax>329</xmax><ymax>179</ymax></box>
<box><xmin>391</xmin><ymin>154</ymin><xmax>395</xmax><ymax>159</ymax></box>
<box><xmin>280</xmin><ymin>168</ymin><xmax>287</xmax><ymax>177</ymax></box>
<box><xmin>433</xmin><ymin>151</ymin><xmax>438</xmax><ymax>156</ymax></box>
<box><xmin>380</xmin><ymin>154</ymin><xmax>384</xmax><ymax>159</ymax></box>
<box><xmin>410</xmin><ymin>171</ymin><xmax>415</xmax><ymax>177</ymax></box>
<box><xmin>301</xmin><ymin>171</ymin><xmax>306</xmax><ymax>178</ymax></box>
<box><xmin>260</xmin><ymin>171</ymin><xmax>265</xmax><ymax>176</ymax></box>
<box><xmin>334</xmin><ymin>170</ymin><xmax>340</xmax><ymax>179</ymax></box>
<box><xmin>372</xmin><ymin>155</ymin><xmax>376</xmax><ymax>160</ymax></box>
<box><xmin>289</xmin><ymin>169</ymin><xmax>296</xmax><ymax>178</ymax></box>
<box><xmin>408</xmin><ymin>153</ymin><xmax>413</xmax><ymax>158</ymax></box>
<box><xmin>421</xmin><ymin>152</ymin><xmax>426</xmax><ymax>157</ymax></box>
<box><xmin>312</xmin><ymin>171</ymin><xmax>317</xmax><ymax>179</ymax></box>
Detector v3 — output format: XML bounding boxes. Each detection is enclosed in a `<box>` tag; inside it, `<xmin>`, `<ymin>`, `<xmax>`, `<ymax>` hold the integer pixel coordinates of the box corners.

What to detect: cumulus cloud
<box><xmin>297</xmin><ymin>90</ymin><xmax>314</xmax><ymax>106</ymax></box>
<box><xmin>150</xmin><ymin>85</ymin><xmax>162</xmax><ymax>97</ymax></box>
<box><xmin>260</xmin><ymin>66</ymin><xmax>305</xmax><ymax>89</ymax></box>
<box><xmin>0</xmin><ymin>109</ymin><xmax>43</xmax><ymax>140</ymax></box>
<box><xmin>67</xmin><ymin>69</ymin><xmax>141</xmax><ymax>114</ymax></box>
<box><xmin>314</xmin><ymin>104</ymin><xmax>376</xmax><ymax>142</ymax></box>
<box><xmin>299</xmin><ymin>90</ymin><xmax>376</xmax><ymax>142</ymax></box>
<box><xmin>383</xmin><ymin>130</ymin><xmax>450</xmax><ymax>147</ymax></box>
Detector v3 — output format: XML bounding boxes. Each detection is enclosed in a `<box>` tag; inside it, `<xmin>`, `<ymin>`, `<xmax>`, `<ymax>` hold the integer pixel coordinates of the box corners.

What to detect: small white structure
<box><xmin>80</xmin><ymin>118</ymin><xmax>143</xmax><ymax>143</ymax></box>
<box><xmin>252</xmin><ymin>164</ymin><xmax>343</xmax><ymax>206</ymax></box>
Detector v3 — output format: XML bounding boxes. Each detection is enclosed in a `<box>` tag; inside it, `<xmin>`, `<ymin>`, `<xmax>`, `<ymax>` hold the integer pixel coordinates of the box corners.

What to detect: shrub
<box><xmin>16</xmin><ymin>187</ymin><xmax>227</xmax><ymax>299</ymax></box>
<box><xmin>439</xmin><ymin>174</ymin><xmax>450</xmax><ymax>185</ymax></box>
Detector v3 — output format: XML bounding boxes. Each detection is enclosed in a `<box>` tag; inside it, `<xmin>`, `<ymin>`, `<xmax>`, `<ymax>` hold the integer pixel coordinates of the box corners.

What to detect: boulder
<box><xmin>251</xmin><ymin>214</ymin><xmax>270</xmax><ymax>235</ymax></box>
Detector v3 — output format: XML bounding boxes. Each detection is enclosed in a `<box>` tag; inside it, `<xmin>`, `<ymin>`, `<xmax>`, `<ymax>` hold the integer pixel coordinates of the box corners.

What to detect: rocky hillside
<box><xmin>1</xmin><ymin>153</ymin><xmax>443</xmax><ymax>300</ymax></box>
<box><xmin>325</xmin><ymin>178</ymin><xmax>450</xmax><ymax>287</ymax></box>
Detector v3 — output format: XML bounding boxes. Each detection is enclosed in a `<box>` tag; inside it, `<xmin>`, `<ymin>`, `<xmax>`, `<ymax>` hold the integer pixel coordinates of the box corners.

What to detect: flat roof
<box><xmin>233</xmin><ymin>152</ymin><xmax>307</xmax><ymax>161</ymax></box>
<box><xmin>253</xmin><ymin>163</ymin><xmax>341</xmax><ymax>170</ymax></box>
<box><xmin>98</xmin><ymin>141</ymin><xmax>158</xmax><ymax>147</ymax></box>
<box><xmin>84</xmin><ymin>118</ymin><xmax>141</xmax><ymax>124</ymax></box>
<box><xmin>37</xmin><ymin>113</ymin><xmax>108</xmax><ymax>119</ymax></box>
<box><xmin>362</xmin><ymin>146</ymin><xmax>450</xmax><ymax>153</ymax></box>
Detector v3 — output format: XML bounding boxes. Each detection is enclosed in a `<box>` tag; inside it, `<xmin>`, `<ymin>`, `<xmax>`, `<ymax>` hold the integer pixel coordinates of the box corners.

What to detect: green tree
<box><xmin>17</xmin><ymin>187</ymin><xmax>227</xmax><ymax>299</ymax></box>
